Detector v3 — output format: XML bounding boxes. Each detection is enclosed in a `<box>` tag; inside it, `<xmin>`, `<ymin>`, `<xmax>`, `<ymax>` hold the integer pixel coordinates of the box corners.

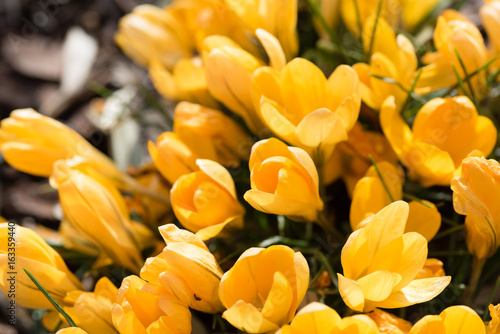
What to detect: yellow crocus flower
<box><xmin>202</xmin><ymin>35</ymin><xmax>267</xmax><ymax>134</ymax></box>
<box><xmin>409</xmin><ymin>305</ymin><xmax>485</xmax><ymax>334</ymax></box>
<box><xmin>224</xmin><ymin>0</ymin><xmax>298</xmax><ymax>60</ymax></box>
<box><xmin>173</xmin><ymin>102</ymin><xmax>253</xmax><ymax>168</ymax></box>
<box><xmin>141</xmin><ymin>224</ymin><xmax>225</xmax><ymax>313</ymax></box>
<box><xmin>115</xmin><ymin>4</ymin><xmax>193</xmax><ymax>69</ymax></box>
<box><xmin>353</xmin><ymin>17</ymin><xmax>417</xmax><ymax>110</ymax></box>
<box><xmin>368</xmin><ymin>308</ymin><xmax>412</xmax><ymax>334</ymax></box>
<box><xmin>112</xmin><ymin>275</ymin><xmax>191</xmax><ymax>334</ymax></box>
<box><xmin>62</xmin><ymin>277</ymin><xmax>118</xmax><ymax>334</ymax></box>
<box><xmin>0</xmin><ymin>109</ymin><xmax>159</xmax><ymax>201</ymax></box>
<box><xmin>50</xmin><ymin>160</ymin><xmax>144</xmax><ymax>273</ymax></box>
<box><xmin>219</xmin><ymin>245</ymin><xmax>309</xmax><ymax>333</ymax></box>
<box><xmin>350</xmin><ymin>161</ymin><xmax>441</xmax><ymax>241</ymax></box>
<box><xmin>338</xmin><ymin>201</ymin><xmax>451</xmax><ymax>313</ymax></box>
<box><xmin>380</xmin><ymin>95</ymin><xmax>497</xmax><ymax>186</ymax></box>
<box><xmin>148</xmin><ymin>132</ymin><xmax>202</xmax><ymax>185</ymax></box>
<box><xmin>149</xmin><ymin>57</ymin><xmax>220</xmax><ymax>109</ymax></box>
<box><xmin>481</xmin><ymin>0</ymin><xmax>500</xmax><ymax>79</ymax></box>
<box><xmin>416</xmin><ymin>10</ymin><xmax>488</xmax><ymax>98</ymax></box>
<box><xmin>0</xmin><ymin>224</ymin><xmax>82</xmax><ymax>310</ymax></box>
<box><xmin>340</xmin><ymin>0</ymin><xmax>440</xmax><ymax>35</ymax></box>
<box><xmin>244</xmin><ymin>138</ymin><xmax>324</xmax><ymax>223</ymax></box>
<box><xmin>277</xmin><ymin>302</ymin><xmax>379</xmax><ymax>334</ymax></box>
<box><xmin>252</xmin><ymin>59</ymin><xmax>360</xmax><ymax>164</ymax></box>
<box><xmin>451</xmin><ymin>157</ymin><xmax>500</xmax><ymax>260</ymax></box>
<box><xmin>171</xmin><ymin>159</ymin><xmax>245</xmax><ymax>240</ymax></box>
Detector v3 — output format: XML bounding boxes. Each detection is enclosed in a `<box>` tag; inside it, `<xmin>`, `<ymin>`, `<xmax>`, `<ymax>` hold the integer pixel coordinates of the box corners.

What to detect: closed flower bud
<box><xmin>112</xmin><ymin>275</ymin><xmax>191</xmax><ymax>334</ymax></box>
<box><xmin>451</xmin><ymin>156</ymin><xmax>500</xmax><ymax>260</ymax></box>
<box><xmin>219</xmin><ymin>245</ymin><xmax>309</xmax><ymax>333</ymax></box>
<box><xmin>203</xmin><ymin>35</ymin><xmax>266</xmax><ymax>134</ymax></box>
<box><xmin>277</xmin><ymin>302</ymin><xmax>379</xmax><ymax>334</ymax></box>
<box><xmin>141</xmin><ymin>224</ymin><xmax>224</xmax><ymax>313</ymax></box>
<box><xmin>381</xmin><ymin>96</ymin><xmax>497</xmax><ymax>186</ymax></box>
<box><xmin>0</xmin><ymin>224</ymin><xmax>82</xmax><ymax>309</ymax></box>
<box><xmin>244</xmin><ymin>138</ymin><xmax>324</xmax><ymax>222</ymax></box>
<box><xmin>171</xmin><ymin>159</ymin><xmax>245</xmax><ymax>240</ymax></box>
<box><xmin>409</xmin><ymin>305</ymin><xmax>485</xmax><ymax>334</ymax></box>
<box><xmin>148</xmin><ymin>132</ymin><xmax>201</xmax><ymax>185</ymax></box>
<box><xmin>173</xmin><ymin>102</ymin><xmax>252</xmax><ymax>167</ymax></box>
<box><xmin>339</xmin><ymin>201</ymin><xmax>451</xmax><ymax>313</ymax></box>
<box><xmin>50</xmin><ymin>160</ymin><xmax>144</xmax><ymax>273</ymax></box>
<box><xmin>115</xmin><ymin>4</ymin><xmax>193</xmax><ymax>69</ymax></box>
<box><xmin>62</xmin><ymin>277</ymin><xmax>118</xmax><ymax>334</ymax></box>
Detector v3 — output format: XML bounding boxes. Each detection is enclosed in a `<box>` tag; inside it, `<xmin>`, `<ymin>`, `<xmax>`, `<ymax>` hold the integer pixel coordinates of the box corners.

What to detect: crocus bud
<box><xmin>451</xmin><ymin>156</ymin><xmax>500</xmax><ymax>260</ymax></box>
<box><xmin>219</xmin><ymin>245</ymin><xmax>309</xmax><ymax>333</ymax></box>
<box><xmin>50</xmin><ymin>160</ymin><xmax>144</xmax><ymax>273</ymax></box>
<box><xmin>112</xmin><ymin>275</ymin><xmax>191</xmax><ymax>334</ymax></box>
<box><xmin>0</xmin><ymin>224</ymin><xmax>82</xmax><ymax>309</ymax></box>
<box><xmin>141</xmin><ymin>224</ymin><xmax>224</xmax><ymax>313</ymax></box>
<box><xmin>277</xmin><ymin>302</ymin><xmax>379</xmax><ymax>334</ymax></box>
<box><xmin>173</xmin><ymin>102</ymin><xmax>252</xmax><ymax>167</ymax></box>
<box><xmin>115</xmin><ymin>4</ymin><xmax>192</xmax><ymax>69</ymax></box>
<box><xmin>171</xmin><ymin>159</ymin><xmax>245</xmax><ymax>240</ymax></box>
<box><xmin>244</xmin><ymin>138</ymin><xmax>324</xmax><ymax>222</ymax></box>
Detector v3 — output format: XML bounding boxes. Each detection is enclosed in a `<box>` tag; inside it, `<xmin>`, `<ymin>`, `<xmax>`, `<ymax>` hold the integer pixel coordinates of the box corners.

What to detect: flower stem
<box><xmin>462</xmin><ymin>257</ymin><xmax>486</xmax><ymax>304</ymax></box>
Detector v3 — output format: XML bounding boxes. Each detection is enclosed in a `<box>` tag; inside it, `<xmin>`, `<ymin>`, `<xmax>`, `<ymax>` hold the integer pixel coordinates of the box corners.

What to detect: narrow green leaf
<box><xmin>366</xmin><ymin>0</ymin><xmax>383</xmax><ymax>62</ymax></box>
<box><xmin>452</xmin><ymin>64</ymin><xmax>469</xmax><ymax>99</ymax></box>
<box><xmin>401</xmin><ymin>68</ymin><xmax>423</xmax><ymax>114</ymax></box>
<box><xmin>368</xmin><ymin>154</ymin><xmax>395</xmax><ymax>202</ymax></box>
<box><xmin>454</xmin><ymin>48</ymin><xmax>477</xmax><ymax>104</ymax></box>
<box><xmin>402</xmin><ymin>192</ymin><xmax>433</xmax><ymax>208</ymax></box>
<box><xmin>23</xmin><ymin>268</ymin><xmax>78</xmax><ymax>327</ymax></box>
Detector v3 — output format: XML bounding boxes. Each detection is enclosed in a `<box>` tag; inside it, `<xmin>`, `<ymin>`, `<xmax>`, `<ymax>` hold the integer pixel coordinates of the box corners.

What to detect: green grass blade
<box><xmin>369</xmin><ymin>154</ymin><xmax>395</xmax><ymax>202</ymax></box>
<box><xmin>23</xmin><ymin>268</ymin><xmax>78</xmax><ymax>327</ymax></box>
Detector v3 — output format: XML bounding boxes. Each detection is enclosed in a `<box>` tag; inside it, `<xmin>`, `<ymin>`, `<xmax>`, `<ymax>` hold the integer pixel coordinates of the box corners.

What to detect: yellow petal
<box><xmin>261</xmin><ymin>271</ymin><xmax>294</xmax><ymax>326</ymax></box>
<box><xmin>377</xmin><ymin>276</ymin><xmax>451</xmax><ymax>309</ymax></box>
<box><xmin>295</xmin><ymin>108</ymin><xmax>348</xmax><ymax>148</ymax></box>
<box><xmin>409</xmin><ymin>315</ymin><xmax>446</xmax><ymax>334</ymax></box>
<box><xmin>358</xmin><ymin>270</ymin><xmax>402</xmax><ymax>303</ymax></box>
<box><xmin>440</xmin><ymin>305</ymin><xmax>486</xmax><ymax>334</ymax></box>
<box><xmin>337</xmin><ymin>274</ymin><xmax>365</xmax><ymax>312</ymax></box>
<box><xmin>406</xmin><ymin>201</ymin><xmax>441</xmax><ymax>241</ymax></box>
<box><xmin>222</xmin><ymin>300</ymin><xmax>280</xmax><ymax>333</ymax></box>
<box><xmin>256</xmin><ymin>28</ymin><xmax>286</xmax><ymax>72</ymax></box>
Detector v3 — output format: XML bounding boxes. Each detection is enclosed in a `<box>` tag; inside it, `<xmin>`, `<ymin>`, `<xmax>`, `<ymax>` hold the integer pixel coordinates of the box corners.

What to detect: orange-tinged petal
<box><xmin>441</xmin><ymin>305</ymin><xmax>485</xmax><ymax>334</ymax></box>
<box><xmin>223</xmin><ymin>300</ymin><xmax>279</xmax><ymax>333</ymax></box>
<box><xmin>409</xmin><ymin>315</ymin><xmax>446</xmax><ymax>334</ymax></box>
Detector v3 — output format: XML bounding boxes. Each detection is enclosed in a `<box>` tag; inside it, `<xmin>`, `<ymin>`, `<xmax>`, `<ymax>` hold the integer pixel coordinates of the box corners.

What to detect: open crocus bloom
<box><xmin>380</xmin><ymin>95</ymin><xmax>497</xmax><ymax>186</ymax></box>
<box><xmin>171</xmin><ymin>159</ymin><xmax>245</xmax><ymax>240</ymax></box>
<box><xmin>353</xmin><ymin>17</ymin><xmax>417</xmax><ymax>111</ymax></box>
<box><xmin>338</xmin><ymin>201</ymin><xmax>451</xmax><ymax>313</ymax></box>
<box><xmin>276</xmin><ymin>302</ymin><xmax>379</xmax><ymax>334</ymax></box>
<box><xmin>252</xmin><ymin>58</ymin><xmax>360</xmax><ymax>164</ymax></box>
<box><xmin>219</xmin><ymin>245</ymin><xmax>309</xmax><ymax>333</ymax></box>
<box><xmin>409</xmin><ymin>305</ymin><xmax>485</xmax><ymax>334</ymax></box>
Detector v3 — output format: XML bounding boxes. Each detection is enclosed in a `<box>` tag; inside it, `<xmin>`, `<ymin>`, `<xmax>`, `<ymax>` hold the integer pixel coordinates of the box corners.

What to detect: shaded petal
<box><xmin>222</xmin><ymin>300</ymin><xmax>280</xmax><ymax>333</ymax></box>
<box><xmin>337</xmin><ymin>274</ymin><xmax>365</xmax><ymax>312</ymax></box>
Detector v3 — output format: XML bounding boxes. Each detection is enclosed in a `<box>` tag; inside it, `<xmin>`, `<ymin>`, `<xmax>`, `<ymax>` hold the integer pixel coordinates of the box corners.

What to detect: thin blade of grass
<box><xmin>454</xmin><ymin>48</ymin><xmax>477</xmax><ymax>104</ymax></box>
<box><xmin>23</xmin><ymin>268</ymin><xmax>78</xmax><ymax>327</ymax></box>
<box><xmin>369</xmin><ymin>154</ymin><xmax>395</xmax><ymax>202</ymax></box>
<box><xmin>366</xmin><ymin>0</ymin><xmax>383</xmax><ymax>62</ymax></box>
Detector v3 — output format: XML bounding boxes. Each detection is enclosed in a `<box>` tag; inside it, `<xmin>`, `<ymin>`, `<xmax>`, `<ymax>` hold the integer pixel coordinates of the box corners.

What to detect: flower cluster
<box><xmin>2</xmin><ymin>0</ymin><xmax>500</xmax><ymax>333</ymax></box>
